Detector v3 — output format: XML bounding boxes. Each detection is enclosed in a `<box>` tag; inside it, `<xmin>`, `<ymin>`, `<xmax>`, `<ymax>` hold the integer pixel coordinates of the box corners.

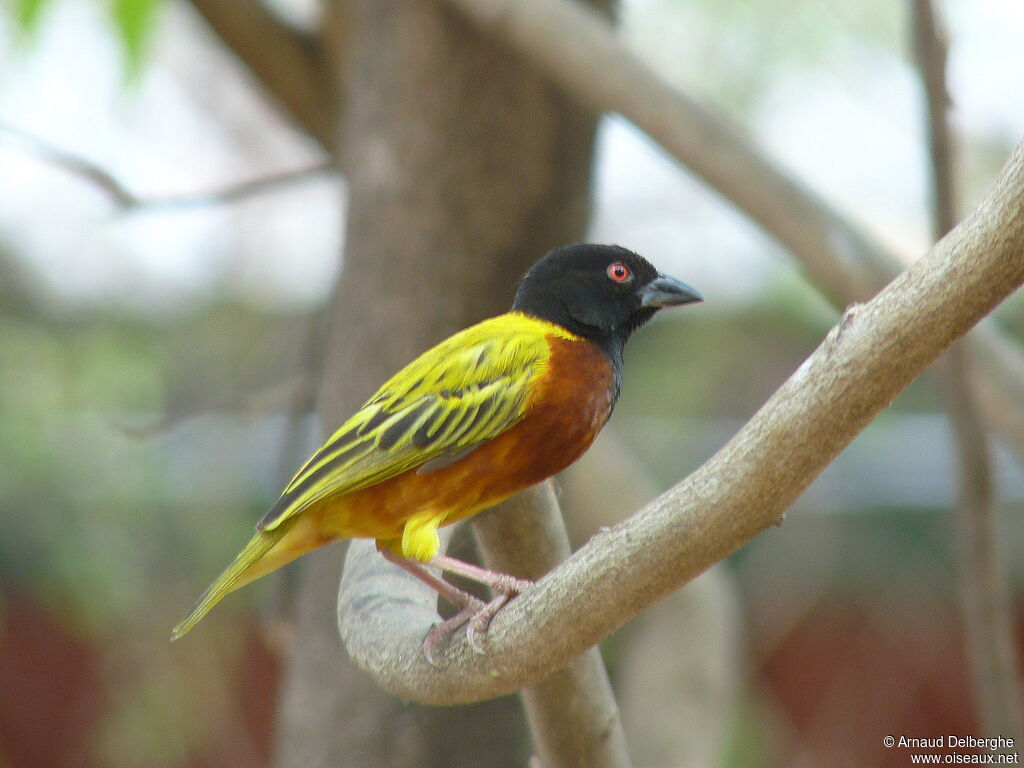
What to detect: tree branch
<box><xmin>126</xmin><ymin>162</ymin><xmax>337</xmax><ymax>211</ymax></box>
<box><xmin>337</xmin><ymin>138</ymin><xmax>1024</xmax><ymax>705</ymax></box>
<box><xmin>471</xmin><ymin>484</ymin><xmax>633</xmax><ymax>768</ymax></box>
<box><xmin>441</xmin><ymin>0</ymin><xmax>1024</xmax><ymax>464</ymax></box>
<box><xmin>0</xmin><ymin>124</ymin><xmax>136</xmax><ymax>206</ymax></box>
<box><xmin>910</xmin><ymin>0</ymin><xmax>1024</xmax><ymax>744</ymax></box>
<box><xmin>0</xmin><ymin>123</ymin><xmax>337</xmax><ymax>212</ymax></box>
<box><xmin>559</xmin><ymin>435</ymin><xmax>740</xmax><ymax>768</ymax></box>
<box><xmin>912</xmin><ymin>0</ymin><xmax>956</xmax><ymax>238</ymax></box>
<box><xmin>184</xmin><ymin>0</ymin><xmax>335</xmax><ymax>149</ymax></box>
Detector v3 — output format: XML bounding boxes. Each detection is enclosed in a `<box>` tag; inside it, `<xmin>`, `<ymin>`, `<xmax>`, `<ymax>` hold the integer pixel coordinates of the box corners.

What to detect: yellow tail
<box><xmin>171</xmin><ymin>517</ymin><xmax>323</xmax><ymax>640</ymax></box>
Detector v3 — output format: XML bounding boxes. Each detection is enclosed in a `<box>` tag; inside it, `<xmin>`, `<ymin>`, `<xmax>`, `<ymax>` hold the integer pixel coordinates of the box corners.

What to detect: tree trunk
<box><xmin>271</xmin><ymin>1</ymin><xmax>604</xmax><ymax>765</ymax></box>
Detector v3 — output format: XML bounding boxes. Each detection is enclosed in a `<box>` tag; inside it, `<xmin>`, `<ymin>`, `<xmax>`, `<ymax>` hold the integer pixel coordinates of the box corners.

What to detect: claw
<box><xmin>424</xmin><ymin>585</ymin><xmax>526</xmax><ymax>658</ymax></box>
<box><xmin>464</xmin><ymin>592</ymin><xmax>515</xmax><ymax>654</ymax></box>
<box><xmin>380</xmin><ymin>550</ymin><xmax>533</xmax><ymax>660</ymax></box>
<box><xmin>465</xmin><ymin>623</ymin><xmax>484</xmax><ymax>655</ymax></box>
<box><xmin>422</xmin><ymin>598</ymin><xmax>482</xmax><ymax>665</ymax></box>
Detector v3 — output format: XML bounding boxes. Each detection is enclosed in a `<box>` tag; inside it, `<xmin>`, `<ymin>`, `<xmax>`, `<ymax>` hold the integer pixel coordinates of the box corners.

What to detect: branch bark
<box><xmin>338</xmin><ymin>137</ymin><xmax>1024</xmax><ymax>705</ymax></box>
<box><xmin>560</xmin><ymin>435</ymin><xmax>740</xmax><ymax>768</ymax></box>
<box><xmin>441</xmin><ymin>0</ymin><xmax>1024</xmax><ymax>464</ymax></box>
<box><xmin>472</xmin><ymin>484</ymin><xmax>633</xmax><ymax>768</ymax></box>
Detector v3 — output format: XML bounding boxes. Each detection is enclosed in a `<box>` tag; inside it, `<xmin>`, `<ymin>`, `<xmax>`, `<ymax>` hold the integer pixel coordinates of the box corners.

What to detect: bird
<box><xmin>171</xmin><ymin>244</ymin><xmax>702</xmax><ymax>653</ymax></box>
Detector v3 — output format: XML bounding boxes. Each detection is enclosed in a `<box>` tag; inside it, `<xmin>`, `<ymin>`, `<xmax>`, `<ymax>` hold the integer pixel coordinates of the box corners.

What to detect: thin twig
<box><xmin>910</xmin><ymin>0</ymin><xmax>1024</xmax><ymax>744</ymax></box>
<box><xmin>0</xmin><ymin>124</ymin><xmax>337</xmax><ymax>212</ymax></box>
<box><xmin>0</xmin><ymin>125</ymin><xmax>136</xmax><ymax>206</ymax></box>
<box><xmin>912</xmin><ymin>0</ymin><xmax>956</xmax><ymax>235</ymax></box>
<box><xmin>127</xmin><ymin>162</ymin><xmax>337</xmax><ymax>211</ymax></box>
<box><xmin>110</xmin><ymin>375</ymin><xmax>312</xmax><ymax>439</ymax></box>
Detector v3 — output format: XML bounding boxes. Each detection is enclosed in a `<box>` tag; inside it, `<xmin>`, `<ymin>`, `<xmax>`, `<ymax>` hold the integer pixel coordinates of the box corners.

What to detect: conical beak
<box><xmin>639</xmin><ymin>274</ymin><xmax>703</xmax><ymax>308</ymax></box>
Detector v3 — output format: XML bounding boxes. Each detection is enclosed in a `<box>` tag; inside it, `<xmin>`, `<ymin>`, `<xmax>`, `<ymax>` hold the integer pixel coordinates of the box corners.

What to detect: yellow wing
<box><xmin>258</xmin><ymin>313</ymin><xmax>576</xmax><ymax>531</ymax></box>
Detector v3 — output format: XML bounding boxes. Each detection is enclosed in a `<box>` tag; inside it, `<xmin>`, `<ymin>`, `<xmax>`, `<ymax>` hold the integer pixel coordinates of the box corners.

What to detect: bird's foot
<box><xmin>465</xmin><ymin>591</ymin><xmax>516</xmax><ymax>653</ymax></box>
<box><xmin>380</xmin><ymin>550</ymin><xmax>532</xmax><ymax>662</ymax></box>
<box><xmin>422</xmin><ymin>586</ymin><xmax>523</xmax><ymax>662</ymax></box>
<box><xmin>422</xmin><ymin>591</ymin><xmax>485</xmax><ymax>664</ymax></box>
<box><xmin>428</xmin><ymin>554</ymin><xmax>532</xmax><ymax>654</ymax></box>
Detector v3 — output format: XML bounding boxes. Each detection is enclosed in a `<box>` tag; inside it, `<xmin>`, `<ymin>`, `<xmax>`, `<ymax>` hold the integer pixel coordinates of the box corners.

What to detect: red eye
<box><xmin>606</xmin><ymin>262</ymin><xmax>632</xmax><ymax>283</ymax></box>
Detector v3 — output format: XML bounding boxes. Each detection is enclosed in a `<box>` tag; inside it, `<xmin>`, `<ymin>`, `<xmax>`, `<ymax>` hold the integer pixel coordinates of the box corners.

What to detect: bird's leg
<box><xmin>427</xmin><ymin>555</ymin><xmax>534</xmax><ymax>651</ymax></box>
<box><xmin>379</xmin><ymin>550</ymin><xmax>486</xmax><ymax>663</ymax></box>
<box><xmin>380</xmin><ymin>550</ymin><xmax>534</xmax><ymax>659</ymax></box>
<box><xmin>428</xmin><ymin>555</ymin><xmax>534</xmax><ymax>596</ymax></box>
<box><xmin>380</xmin><ymin>549</ymin><xmax>481</xmax><ymax>608</ymax></box>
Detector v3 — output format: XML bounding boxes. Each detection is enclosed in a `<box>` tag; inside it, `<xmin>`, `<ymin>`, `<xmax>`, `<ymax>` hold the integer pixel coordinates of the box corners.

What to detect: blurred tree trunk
<box><xmin>271</xmin><ymin>1</ymin><xmax>607</xmax><ymax>765</ymax></box>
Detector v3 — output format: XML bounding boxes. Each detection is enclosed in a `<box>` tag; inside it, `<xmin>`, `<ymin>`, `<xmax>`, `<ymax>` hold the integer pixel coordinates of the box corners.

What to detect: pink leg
<box><xmin>380</xmin><ymin>550</ymin><xmax>485</xmax><ymax>662</ymax></box>
<box><xmin>381</xmin><ymin>550</ymin><xmax>479</xmax><ymax>607</ymax></box>
<box><xmin>425</xmin><ymin>555</ymin><xmax>534</xmax><ymax>653</ymax></box>
<box><xmin>380</xmin><ymin>551</ymin><xmax>533</xmax><ymax>660</ymax></box>
<box><xmin>428</xmin><ymin>555</ymin><xmax>533</xmax><ymax>595</ymax></box>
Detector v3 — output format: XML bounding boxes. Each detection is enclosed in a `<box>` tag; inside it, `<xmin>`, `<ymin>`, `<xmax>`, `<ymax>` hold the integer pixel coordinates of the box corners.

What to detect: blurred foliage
<box><xmin>14</xmin><ymin>0</ymin><xmax>50</xmax><ymax>35</ymax></box>
<box><xmin>0</xmin><ymin>245</ymin><xmax>302</xmax><ymax>764</ymax></box>
<box><xmin>6</xmin><ymin>0</ymin><xmax>163</xmax><ymax>72</ymax></box>
<box><xmin>0</xmin><ymin>262</ymin><xmax>311</xmax><ymax>636</ymax></box>
<box><xmin>110</xmin><ymin>0</ymin><xmax>161</xmax><ymax>75</ymax></box>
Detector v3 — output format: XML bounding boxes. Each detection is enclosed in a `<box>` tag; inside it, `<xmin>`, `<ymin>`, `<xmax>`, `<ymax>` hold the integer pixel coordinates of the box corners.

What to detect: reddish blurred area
<box><xmin>3</xmin><ymin>584</ymin><xmax>1021</xmax><ymax>767</ymax></box>
<box><xmin>0</xmin><ymin>589</ymin><xmax>281</xmax><ymax>768</ymax></box>
<box><xmin>759</xmin><ymin>598</ymin><xmax>1024</xmax><ymax>767</ymax></box>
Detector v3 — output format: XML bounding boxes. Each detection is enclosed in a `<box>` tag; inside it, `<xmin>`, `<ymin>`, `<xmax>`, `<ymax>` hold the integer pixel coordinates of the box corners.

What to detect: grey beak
<box><xmin>639</xmin><ymin>274</ymin><xmax>703</xmax><ymax>308</ymax></box>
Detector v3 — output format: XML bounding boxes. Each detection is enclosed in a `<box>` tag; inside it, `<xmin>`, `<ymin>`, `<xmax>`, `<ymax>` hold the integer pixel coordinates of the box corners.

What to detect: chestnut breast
<box><xmin>327</xmin><ymin>335</ymin><xmax>618</xmax><ymax>539</ymax></box>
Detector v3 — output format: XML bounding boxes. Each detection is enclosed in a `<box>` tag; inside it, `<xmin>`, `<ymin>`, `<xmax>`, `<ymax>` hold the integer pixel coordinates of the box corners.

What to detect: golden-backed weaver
<box><xmin>172</xmin><ymin>244</ymin><xmax>702</xmax><ymax>652</ymax></box>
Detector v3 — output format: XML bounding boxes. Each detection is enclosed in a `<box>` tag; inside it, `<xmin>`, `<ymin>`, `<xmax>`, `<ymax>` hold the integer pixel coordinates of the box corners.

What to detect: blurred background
<box><xmin>1</xmin><ymin>0</ymin><xmax>1022</xmax><ymax>766</ymax></box>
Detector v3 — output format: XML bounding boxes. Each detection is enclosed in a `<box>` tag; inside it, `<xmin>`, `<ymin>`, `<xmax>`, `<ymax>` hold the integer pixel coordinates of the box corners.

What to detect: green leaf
<box><xmin>109</xmin><ymin>0</ymin><xmax>162</xmax><ymax>76</ymax></box>
<box><xmin>15</xmin><ymin>0</ymin><xmax>53</xmax><ymax>35</ymax></box>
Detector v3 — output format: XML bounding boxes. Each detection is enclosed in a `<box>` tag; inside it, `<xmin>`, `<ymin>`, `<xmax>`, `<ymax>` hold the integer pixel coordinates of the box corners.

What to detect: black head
<box><xmin>512</xmin><ymin>244</ymin><xmax>702</xmax><ymax>361</ymax></box>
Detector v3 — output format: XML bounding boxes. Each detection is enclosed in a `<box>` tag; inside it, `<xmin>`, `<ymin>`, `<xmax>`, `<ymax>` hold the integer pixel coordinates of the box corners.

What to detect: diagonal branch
<box><xmin>444</xmin><ymin>0</ymin><xmax>889</xmax><ymax>300</ymax></box>
<box><xmin>185</xmin><ymin>0</ymin><xmax>335</xmax><ymax>149</ymax></box>
<box><xmin>0</xmin><ymin>124</ymin><xmax>136</xmax><ymax>206</ymax></box>
<box><xmin>0</xmin><ymin>123</ymin><xmax>338</xmax><ymax>211</ymax></box>
<box><xmin>337</xmin><ymin>139</ymin><xmax>1024</xmax><ymax>705</ymax></box>
<box><xmin>442</xmin><ymin>0</ymin><xmax>1024</xmax><ymax>465</ymax></box>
